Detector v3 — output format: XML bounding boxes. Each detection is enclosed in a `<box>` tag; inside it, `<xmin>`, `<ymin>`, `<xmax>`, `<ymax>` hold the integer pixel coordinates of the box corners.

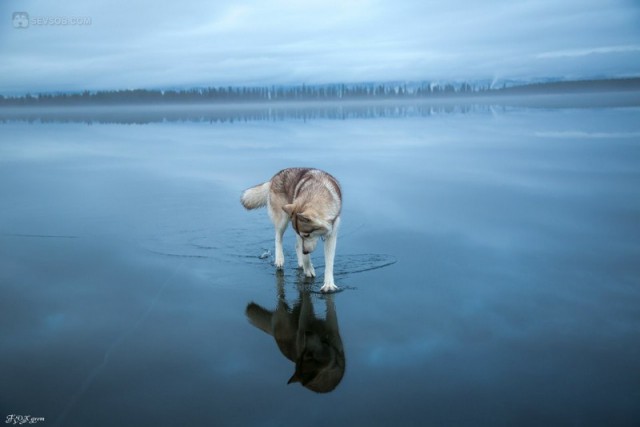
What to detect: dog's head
<box><xmin>282</xmin><ymin>204</ymin><xmax>332</xmax><ymax>254</ymax></box>
<box><xmin>287</xmin><ymin>330</ymin><xmax>345</xmax><ymax>393</ymax></box>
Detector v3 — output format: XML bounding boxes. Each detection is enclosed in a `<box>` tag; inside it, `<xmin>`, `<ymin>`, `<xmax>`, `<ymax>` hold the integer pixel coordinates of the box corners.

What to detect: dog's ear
<box><xmin>296</xmin><ymin>211</ymin><xmax>311</xmax><ymax>223</ymax></box>
<box><xmin>301</xmin><ymin>211</ymin><xmax>330</xmax><ymax>231</ymax></box>
<box><xmin>287</xmin><ymin>371</ymin><xmax>301</xmax><ymax>385</ymax></box>
<box><xmin>312</xmin><ymin>219</ymin><xmax>330</xmax><ymax>231</ymax></box>
<box><xmin>282</xmin><ymin>204</ymin><xmax>295</xmax><ymax>217</ymax></box>
<box><xmin>317</xmin><ymin>222</ymin><xmax>331</xmax><ymax>233</ymax></box>
<box><xmin>297</xmin><ymin>208</ymin><xmax>320</xmax><ymax>224</ymax></box>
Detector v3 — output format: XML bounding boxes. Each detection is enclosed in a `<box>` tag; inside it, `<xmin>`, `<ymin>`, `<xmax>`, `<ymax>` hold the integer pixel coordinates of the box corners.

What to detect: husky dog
<box><xmin>241</xmin><ymin>168</ymin><xmax>342</xmax><ymax>293</ymax></box>
<box><xmin>246</xmin><ymin>273</ymin><xmax>345</xmax><ymax>392</ymax></box>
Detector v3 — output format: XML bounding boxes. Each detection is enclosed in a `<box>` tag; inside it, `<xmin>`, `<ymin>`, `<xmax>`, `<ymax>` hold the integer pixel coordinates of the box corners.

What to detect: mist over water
<box><xmin>1</xmin><ymin>100</ymin><xmax>639</xmax><ymax>426</ymax></box>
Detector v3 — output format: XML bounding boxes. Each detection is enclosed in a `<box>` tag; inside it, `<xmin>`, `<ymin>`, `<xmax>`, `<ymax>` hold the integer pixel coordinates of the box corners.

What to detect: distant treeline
<box><xmin>1</xmin><ymin>78</ymin><xmax>639</xmax><ymax>107</ymax></box>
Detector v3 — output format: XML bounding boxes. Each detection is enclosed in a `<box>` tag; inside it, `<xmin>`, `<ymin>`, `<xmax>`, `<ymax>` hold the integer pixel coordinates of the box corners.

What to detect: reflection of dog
<box><xmin>246</xmin><ymin>273</ymin><xmax>345</xmax><ymax>393</ymax></box>
<box><xmin>241</xmin><ymin>168</ymin><xmax>342</xmax><ymax>293</ymax></box>
<box><xmin>12</xmin><ymin>12</ymin><xmax>30</xmax><ymax>29</ymax></box>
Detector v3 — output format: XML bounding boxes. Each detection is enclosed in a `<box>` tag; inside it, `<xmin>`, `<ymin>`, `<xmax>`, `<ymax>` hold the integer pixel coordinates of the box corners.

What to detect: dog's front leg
<box><xmin>274</xmin><ymin>219</ymin><xmax>288</xmax><ymax>269</ymax></box>
<box><xmin>320</xmin><ymin>218</ymin><xmax>340</xmax><ymax>293</ymax></box>
<box><xmin>295</xmin><ymin>235</ymin><xmax>304</xmax><ymax>268</ymax></box>
<box><xmin>296</xmin><ymin>235</ymin><xmax>316</xmax><ymax>277</ymax></box>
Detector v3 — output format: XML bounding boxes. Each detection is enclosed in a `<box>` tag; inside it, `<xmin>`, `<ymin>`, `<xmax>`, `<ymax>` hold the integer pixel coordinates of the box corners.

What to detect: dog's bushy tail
<box><xmin>245</xmin><ymin>302</ymin><xmax>273</xmax><ymax>334</ymax></box>
<box><xmin>241</xmin><ymin>181</ymin><xmax>270</xmax><ymax>210</ymax></box>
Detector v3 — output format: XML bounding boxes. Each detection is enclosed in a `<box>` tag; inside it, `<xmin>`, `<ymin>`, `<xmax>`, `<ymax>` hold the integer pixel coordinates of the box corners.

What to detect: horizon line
<box><xmin>3</xmin><ymin>75</ymin><xmax>640</xmax><ymax>98</ymax></box>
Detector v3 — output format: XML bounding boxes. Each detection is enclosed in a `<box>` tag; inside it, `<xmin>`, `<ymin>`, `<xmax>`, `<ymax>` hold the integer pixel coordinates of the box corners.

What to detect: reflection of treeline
<box><xmin>1</xmin><ymin>78</ymin><xmax>638</xmax><ymax>106</ymax></box>
<box><xmin>2</xmin><ymin>90</ymin><xmax>639</xmax><ymax>125</ymax></box>
<box><xmin>0</xmin><ymin>103</ymin><xmax>491</xmax><ymax>125</ymax></box>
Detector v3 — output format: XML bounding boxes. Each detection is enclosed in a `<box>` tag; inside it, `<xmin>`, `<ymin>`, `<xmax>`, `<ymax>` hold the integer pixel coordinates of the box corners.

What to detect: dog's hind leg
<box><xmin>296</xmin><ymin>235</ymin><xmax>316</xmax><ymax>277</ymax></box>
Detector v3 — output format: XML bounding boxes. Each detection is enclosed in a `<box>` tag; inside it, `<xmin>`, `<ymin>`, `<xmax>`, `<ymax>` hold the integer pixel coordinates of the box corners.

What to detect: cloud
<box><xmin>537</xmin><ymin>45</ymin><xmax>640</xmax><ymax>59</ymax></box>
<box><xmin>0</xmin><ymin>0</ymin><xmax>639</xmax><ymax>93</ymax></box>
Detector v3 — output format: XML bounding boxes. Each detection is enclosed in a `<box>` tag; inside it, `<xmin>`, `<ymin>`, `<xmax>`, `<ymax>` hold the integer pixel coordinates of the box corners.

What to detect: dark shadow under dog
<box><xmin>245</xmin><ymin>272</ymin><xmax>346</xmax><ymax>393</ymax></box>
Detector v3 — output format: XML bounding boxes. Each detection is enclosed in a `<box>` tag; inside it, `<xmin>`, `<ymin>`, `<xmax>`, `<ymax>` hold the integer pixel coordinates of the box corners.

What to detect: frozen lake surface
<box><xmin>1</xmin><ymin>100</ymin><xmax>639</xmax><ymax>426</ymax></box>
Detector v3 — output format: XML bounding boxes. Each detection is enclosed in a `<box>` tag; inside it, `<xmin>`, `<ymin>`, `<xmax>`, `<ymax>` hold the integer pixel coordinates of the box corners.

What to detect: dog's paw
<box><xmin>320</xmin><ymin>282</ymin><xmax>339</xmax><ymax>293</ymax></box>
<box><xmin>274</xmin><ymin>257</ymin><xmax>285</xmax><ymax>269</ymax></box>
<box><xmin>304</xmin><ymin>265</ymin><xmax>316</xmax><ymax>278</ymax></box>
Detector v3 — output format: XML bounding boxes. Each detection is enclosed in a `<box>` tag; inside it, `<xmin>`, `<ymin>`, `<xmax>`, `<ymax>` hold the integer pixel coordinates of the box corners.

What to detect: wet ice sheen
<box><xmin>0</xmin><ymin>101</ymin><xmax>639</xmax><ymax>426</ymax></box>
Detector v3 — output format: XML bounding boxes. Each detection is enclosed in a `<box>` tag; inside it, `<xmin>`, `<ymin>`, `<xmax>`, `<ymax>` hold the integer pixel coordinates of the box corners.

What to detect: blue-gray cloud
<box><xmin>1</xmin><ymin>0</ymin><xmax>639</xmax><ymax>93</ymax></box>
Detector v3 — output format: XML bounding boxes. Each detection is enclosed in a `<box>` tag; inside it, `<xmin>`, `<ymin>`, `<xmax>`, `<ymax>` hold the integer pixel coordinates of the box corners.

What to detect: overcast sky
<box><xmin>1</xmin><ymin>0</ymin><xmax>639</xmax><ymax>93</ymax></box>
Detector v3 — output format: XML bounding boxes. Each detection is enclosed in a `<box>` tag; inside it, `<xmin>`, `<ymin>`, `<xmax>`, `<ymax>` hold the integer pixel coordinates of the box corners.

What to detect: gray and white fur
<box><xmin>241</xmin><ymin>168</ymin><xmax>342</xmax><ymax>293</ymax></box>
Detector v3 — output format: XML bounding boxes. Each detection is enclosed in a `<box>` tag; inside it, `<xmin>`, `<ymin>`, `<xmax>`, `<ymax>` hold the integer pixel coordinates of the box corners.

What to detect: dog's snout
<box><xmin>302</xmin><ymin>238</ymin><xmax>318</xmax><ymax>255</ymax></box>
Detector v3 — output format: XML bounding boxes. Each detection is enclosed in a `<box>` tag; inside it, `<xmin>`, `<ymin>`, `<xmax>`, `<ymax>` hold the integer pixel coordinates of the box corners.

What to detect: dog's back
<box><xmin>242</xmin><ymin>168</ymin><xmax>341</xmax><ymax>210</ymax></box>
<box><xmin>275</xmin><ymin>168</ymin><xmax>341</xmax><ymax>204</ymax></box>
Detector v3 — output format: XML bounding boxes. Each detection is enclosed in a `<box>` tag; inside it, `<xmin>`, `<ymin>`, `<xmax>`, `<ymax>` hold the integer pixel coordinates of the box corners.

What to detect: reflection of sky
<box><xmin>1</xmin><ymin>0</ymin><xmax>640</xmax><ymax>93</ymax></box>
<box><xmin>1</xmin><ymin>107</ymin><xmax>640</xmax><ymax>425</ymax></box>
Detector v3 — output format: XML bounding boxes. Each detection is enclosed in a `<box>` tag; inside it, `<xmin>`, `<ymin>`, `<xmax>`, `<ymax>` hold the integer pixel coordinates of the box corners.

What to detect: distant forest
<box><xmin>1</xmin><ymin>78</ymin><xmax>639</xmax><ymax>106</ymax></box>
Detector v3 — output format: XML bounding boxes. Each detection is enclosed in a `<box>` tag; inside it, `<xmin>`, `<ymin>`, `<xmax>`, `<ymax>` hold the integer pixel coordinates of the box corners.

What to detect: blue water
<box><xmin>1</xmin><ymin>101</ymin><xmax>639</xmax><ymax>426</ymax></box>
